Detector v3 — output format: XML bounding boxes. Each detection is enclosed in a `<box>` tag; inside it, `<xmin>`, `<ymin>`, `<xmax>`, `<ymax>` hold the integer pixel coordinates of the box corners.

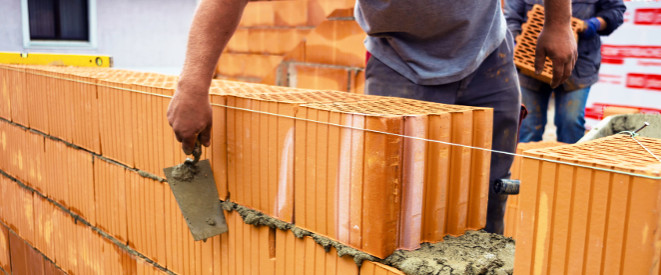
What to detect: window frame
<box><xmin>21</xmin><ymin>0</ymin><xmax>98</xmax><ymax>49</ymax></box>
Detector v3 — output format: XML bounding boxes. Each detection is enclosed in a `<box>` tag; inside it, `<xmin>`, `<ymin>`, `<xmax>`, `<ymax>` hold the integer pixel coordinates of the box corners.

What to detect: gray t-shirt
<box><xmin>355</xmin><ymin>0</ymin><xmax>507</xmax><ymax>85</ymax></box>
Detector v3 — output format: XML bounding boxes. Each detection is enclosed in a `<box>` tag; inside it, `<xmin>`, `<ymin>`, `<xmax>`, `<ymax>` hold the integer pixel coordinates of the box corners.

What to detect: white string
<box><xmin>632</xmin><ymin>137</ymin><xmax>661</xmax><ymax>163</ymax></box>
<box><xmin>4</xmin><ymin>66</ymin><xmax>661</xmax><ymax>180</ymax></box>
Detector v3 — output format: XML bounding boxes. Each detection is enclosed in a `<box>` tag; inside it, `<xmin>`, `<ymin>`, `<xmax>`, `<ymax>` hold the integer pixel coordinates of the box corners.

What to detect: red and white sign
<box><xmin>586</xmin><ymin>1</ymin><xmax>661</xmax><ymax>127</ymax></box>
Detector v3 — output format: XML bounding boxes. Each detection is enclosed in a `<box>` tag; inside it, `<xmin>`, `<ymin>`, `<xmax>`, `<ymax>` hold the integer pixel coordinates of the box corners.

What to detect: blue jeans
<box><xmin>519</xmin><ymin>85</ymin><xmax>590</xmax><ymax>143</ymax></box>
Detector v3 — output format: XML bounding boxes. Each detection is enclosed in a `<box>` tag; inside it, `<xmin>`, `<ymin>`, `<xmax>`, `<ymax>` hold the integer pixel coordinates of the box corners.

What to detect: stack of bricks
<box><xmin>218</xmin><ymin>1</ymin><xmax>367</xmax><ymax>94</ymax></box>
<box><xmin>514</xmin><ymin>4</ymin><xmax>584</xmax><ymax>84</ymax></box>
<box><xmin>277</xmin><ymin>8</ymin><xmax>367</xmax><ymax>93</ymax></box>
<box><xmin>217</xmin><ymin>0</ymin><xmax>356</xmax><ymax>85</ymax></box>
<box><xmin>0</xmin><ymin>63</ymin><xmax>496</xmax><ymax>273</ymax></box>
<box><xmin>514</xmin><ymin>135</ymin><xmax>661</xmax><ymax>274</ymax></box>
<box><xmin>504</xmin><ymin>140</ymin><xmax>566</xmax><ymax>238</ymax></box>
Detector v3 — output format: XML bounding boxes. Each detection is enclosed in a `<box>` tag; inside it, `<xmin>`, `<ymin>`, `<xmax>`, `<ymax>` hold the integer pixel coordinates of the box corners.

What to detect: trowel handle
<box><xmin>184</xmin><ymin>141</ymin><xmax>202</xmax><ymax>166</ymax></box>
<box><xmin>192</xmin><ymin>141</ymin><xmax>202</xmax><ymax>164</ymax></box>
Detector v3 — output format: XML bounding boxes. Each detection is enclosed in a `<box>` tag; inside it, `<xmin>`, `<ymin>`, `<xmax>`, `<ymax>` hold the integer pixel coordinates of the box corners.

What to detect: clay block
<box><xmin>218</xmin><ymin>53</ymin><xmax>284</xmax><ymax>80</ymax></box>
<box><xmin>274</xmin><ymin>1</ymin><xmax>309</xmax><ymax>26</ymax></box>
<box><xmin>0</xmin><ymin>66</ymin><xmax>10</xmax><ymax>120</ymax></box>
<box><xmin>239</xmin><ymin>1</ymin><xmax>275</xmax><ymax>27</ymax></box>
<box><xmin>421</xmin><ymin>113</ymin><xmax>452</xmax><ymax>242</ymax></box>
<box><xmin>398</xmin><ymin>115</ymin><xmax>427</xmax><ymax>249</ymax></box>
<box><xmin>504</xmin><ymin>141</ymin><xmax>565</xmax><ymax>238</ymax></box>
<box><xmin>0</xmin><ymin>224</ymin><xmax>9</xmax><ymax>273</ymax></box>
<box><xmin>327</xmin><ymin>8</ymin><xmax>355</xmax><ymax>19</ymax></box>
<box><xmin>97</xmin><ymin>79</ymin><xmax>135</xmax><ymax>167</ymax></box>
<box><xmin>292</xmin><ymin>64</ymin><xmax>350</xmax><ymax>91</ymax></box>
<box><xmin>8</xmin><ymin>66</ymin><xmax>29</xmax><ymax>126</ymax></box>
<box><xmin>44</xmin><ymin>138</ymin><xmax>69</xmax><ymax>206</ymax></box>
<box><xmin>350</xmin><ymin>70</ymin><xmax>365</xmax><ymax>94</ymax></box>
<box><xmin>126</xmin><ymin>172</ymin><xmax>167</xmax><ymax>267</ymax></box>
<box><xmin>305</xmin><ymin>20</ymin><xmax>366</xmax><ymax>68</ymax></box>
<box><xmin>211</xmin><ymin>94</ymin><xmax>229</xmax><ymax>199</ymax></box>
<box><xmin>0</xmin><ymin>177</ymin><xmax>35</xmax><ymax>246</ymax></box>
<box><xmin>227</xmin><ymin>29</ymin><xmax>250</xmax><ymax>53</ymax></box>
<box><xmin>68</xmin><ymin>72</ymin><xmax>101</xmax><ymax>153</ymax></box>
<box><xmin>361</xmin><ymin>261</ymin><xmax>406</xmax><ymax>275</ymax></box>
<box><xmin>93</xmin><ymin>160</ymin><xmax>128</xmax><ymax>243</ymax></box>
<box><xmin>227</xmin><ymin>90</ymin><xmax>373</xmax><ymax>221</ymax></box>
<box><xmin>23</xmin><ymin>68</ymin><xmax>46</xmax><ymax>132</ymax></box>
<box><xmin>8</xmin><ymin>230</ymin><xmax>45</xmax><ymax>275</ymax></box>
<box><xmin>467</xmin><ymin>108</ymin><xmax>493</xmax><ymax>230</ymax></box>
<box><xmin>514</xmin><ymin>135</ymin><xmax>661</xmax><ymax>274</ymax></box>
<box><xmin>66</xmin><ymin>146</ymin><xmax>96</xmax><ymax>225</ymax></box>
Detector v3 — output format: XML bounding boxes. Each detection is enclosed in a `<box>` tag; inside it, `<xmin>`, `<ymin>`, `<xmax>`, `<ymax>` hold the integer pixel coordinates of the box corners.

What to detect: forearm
<box><xmin>543</xmin><ymin>0</ymin><xmax>572</xmax><ymax>30</ymax></box>
<box><xmin>179</xmin><ymin>0</ymin><xmax>248</xmax><ymax>95</ymax></box>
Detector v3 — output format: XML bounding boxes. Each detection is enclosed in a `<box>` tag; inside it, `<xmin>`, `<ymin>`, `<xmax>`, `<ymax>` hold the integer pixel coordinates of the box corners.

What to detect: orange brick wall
<box><xmin>0</xmin><ymin>64</ymin><xmax>495</xmax><ymax>272</ymax></box>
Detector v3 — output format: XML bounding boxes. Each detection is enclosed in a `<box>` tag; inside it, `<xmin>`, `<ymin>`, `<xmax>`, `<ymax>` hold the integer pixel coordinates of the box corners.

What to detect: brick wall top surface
<box><xmin>518</xmin><ymin>141</ymin><xmax>566</xmax><ymax>151</ymax></box>
<box><xmin>525</xmin><ymin>135</ymin><xmax>661</xmax><ymax>175</ymax></box>
<box><xmin>231</xmin><ymin>89</ymin><xmax>379</xmax><ymax>103</ymax></box>
<box><xmin>302</xmin><ymin>97</ymin><xmax>489</xmax><ymax>116</ymax></box>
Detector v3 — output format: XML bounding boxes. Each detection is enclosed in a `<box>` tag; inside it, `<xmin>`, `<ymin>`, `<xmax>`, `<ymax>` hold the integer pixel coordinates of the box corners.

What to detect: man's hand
<box><xmin>538</xmin><ymin>0</ymin><xmax>579</xmax><ymax>88</ymax></box>
<box><xmin>535</xmin><ymin>25</ymin><xmax>578</xmax><ymax>88</ymax></box>
<box><xmin>167</xmin><ymin>85</ymin><xmax>212</xmax><ymax>155</ymax></box>
<box><xmin>167</xmin><ymin>0</ymin><xmax>247</xmax><ymax>155</ymax></box>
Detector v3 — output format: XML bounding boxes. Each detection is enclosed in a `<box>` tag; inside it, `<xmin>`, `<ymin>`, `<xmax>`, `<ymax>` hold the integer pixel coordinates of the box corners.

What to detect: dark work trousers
<box><xmin>364</xmin><ymin>31</ymin><xmax>521</xmax><ymax>234</ymax></box>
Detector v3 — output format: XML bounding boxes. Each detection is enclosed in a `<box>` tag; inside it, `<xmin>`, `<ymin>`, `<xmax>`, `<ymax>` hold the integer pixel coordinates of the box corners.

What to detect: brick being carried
<box><xmin>504</xmin><ymin>141</ymin><xmax>566</xmax><ymax>238</ymax></box>
<box><xmin>294</xmin><ymin>97</ymin><xmax>492</xmax><ymax>258</ymax></box>
<box><xmin>514</xmin><ymin>4</ymin><xmax>584</xmax><ymax>84</ymax></box>
<box><xmin>514</xmin><ymin>134</ymin><xmax>661</xmax><ymax>274</ymax></box>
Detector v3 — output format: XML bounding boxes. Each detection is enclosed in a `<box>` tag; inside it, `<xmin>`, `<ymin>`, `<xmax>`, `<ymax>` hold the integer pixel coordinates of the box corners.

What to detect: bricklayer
<box><xmin>514</xmin><ymin>135</ymin><xmax>661</xmax><ymax>274</ymax></box>
<box><xmin>514</xmin><ymin>4</ymin><xmax>584</xmax><ymax>84</ymax></box>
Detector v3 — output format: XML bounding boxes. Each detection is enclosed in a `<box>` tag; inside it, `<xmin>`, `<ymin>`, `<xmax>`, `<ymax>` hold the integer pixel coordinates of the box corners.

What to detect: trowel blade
<box><xmin>164</xmin><ymin>159</ymin><xmax>228</xmax><ymax>240</ymax></box>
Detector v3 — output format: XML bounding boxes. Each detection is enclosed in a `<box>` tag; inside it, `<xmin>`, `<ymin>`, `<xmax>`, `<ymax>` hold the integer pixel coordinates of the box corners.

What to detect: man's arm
<box><xmin>535</xmin><ymin>0</ymin><xmax>578</xmax><ymax>88</ymax></box>
<box><xmin>167</xmin><ymin>0</ymin><xmax>248</xmax><ymax>154</ymax></box>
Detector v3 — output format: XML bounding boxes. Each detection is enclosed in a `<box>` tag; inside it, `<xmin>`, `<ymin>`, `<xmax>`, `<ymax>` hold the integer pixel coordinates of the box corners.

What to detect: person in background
<box><xmin>167</xmin><ymin>0</ymin><xmax>578</xmax><ymax>235</ymax></box>
<box><xmin>505</xmin><ymin>0</ymin><xmax>626</xmax><ymax>143</ymax></box>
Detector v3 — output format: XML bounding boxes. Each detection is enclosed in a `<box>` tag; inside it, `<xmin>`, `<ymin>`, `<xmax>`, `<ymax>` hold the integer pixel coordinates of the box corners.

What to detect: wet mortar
<box><xmin>170</xmin><ymin>163</ymin><xmax>198</xmax><ymax>182</ymax></box>
<box><xmin>220</xmin><ymin>201</ymin><xmax>515</xmax><ymax>274</ymax></box>
<box><xmin>384</xmin><ymin>231</ymin><xmax>514</xmax><ymax>275</ymax></box>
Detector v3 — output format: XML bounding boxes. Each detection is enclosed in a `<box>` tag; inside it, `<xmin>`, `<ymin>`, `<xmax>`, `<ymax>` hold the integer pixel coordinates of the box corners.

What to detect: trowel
<box><xmin>164</xmin><ymin>142</ymin><xmax>228</xmax><ymax>240</ymax></box>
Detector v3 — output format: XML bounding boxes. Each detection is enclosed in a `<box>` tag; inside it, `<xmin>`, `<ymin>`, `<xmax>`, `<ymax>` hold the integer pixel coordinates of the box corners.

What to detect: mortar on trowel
<box><xmin>164</xmin><ymin>142</ymin><xmax>228</xmax><ymax>240</ymax></box>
